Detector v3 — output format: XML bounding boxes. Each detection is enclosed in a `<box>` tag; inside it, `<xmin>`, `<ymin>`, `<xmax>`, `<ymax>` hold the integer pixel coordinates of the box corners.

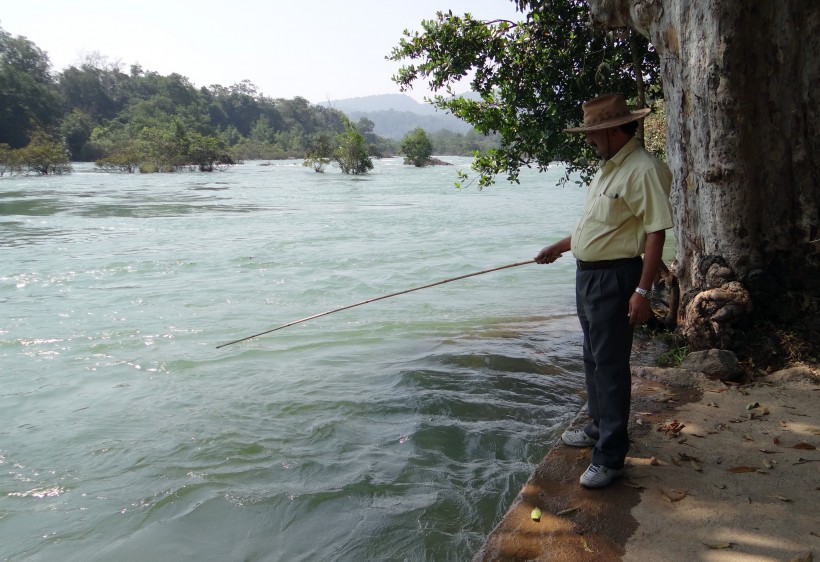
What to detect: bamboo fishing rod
<box><xmin>216</xmin><ymin>259</ymin><xmax>536</xmax><ymax>349</ymax></box>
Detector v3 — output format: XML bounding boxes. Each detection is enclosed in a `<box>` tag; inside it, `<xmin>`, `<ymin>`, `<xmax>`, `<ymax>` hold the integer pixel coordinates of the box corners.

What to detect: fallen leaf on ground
<box><xmin>701</xmin><ymin>541</ymin><xmax>734</xmax><ymax>549</ymax></box>
<box><xmin>677</xmin><ymin>452</ymin><xmax>701</xmax><ymax>462</ymax></box>
<box><xmin>770</xmin><ymin>493</ymin><xmax>792</xmax><ymax>502</ymax></box>
<box><xmin>650</xmin><ymin>457</ymin><xmax>660</xmax><ymax>466</ymax></box>
<box><xmin>792</xmin><ymin>442</ymin><xmax>816</xmax><ymax>450</ymax></box>
<box><xmin>556</xmin><ymin>507</ymin><xmax>579</xmax><ymax>517</ymax></box>
<box><xmin>690</xmin><ymin>459</ymin><xmax>703</xmax><ymax>472</ymax></box>
<box><xmin>727</xmin><ymin>466</ymin><xmax>758</xmax><ymax>473</ymax></box>
<box><xmin>774</xmin><ymin>436</ymin><xmax>782</xmax><ymax>445</ymax></box>
<box><xmin>580</xmin><ymin>537</ymin><xmax>593</xmax><ymax>553</ymax></box>
<box><xmin>658</xmin><ymin>420</ymin><xmax>686</xmax><ymax>435</ymax></box>
<box><xmin>746</xmin><ymin>401</ymin><xmax>760</xmax><ymax>410</ymax></box>
<box><xmin>662</xmin><ymin>489</ymin><xmax>687</xmax><ymax>502</ymax></box>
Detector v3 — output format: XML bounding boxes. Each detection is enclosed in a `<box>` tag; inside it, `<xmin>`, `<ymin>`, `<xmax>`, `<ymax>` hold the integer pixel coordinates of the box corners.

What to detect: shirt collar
<box><xmin>608</xmin><ymin>136</ymin><xmax>641</xmax><ymax>167</ymax></box>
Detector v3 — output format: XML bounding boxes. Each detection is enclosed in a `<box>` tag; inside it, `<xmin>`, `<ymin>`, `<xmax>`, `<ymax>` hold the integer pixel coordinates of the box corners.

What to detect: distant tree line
<box><xmin>0</xmin><ymin>25</ymin><xmax>498</xmax><ymax>175</ymax></box>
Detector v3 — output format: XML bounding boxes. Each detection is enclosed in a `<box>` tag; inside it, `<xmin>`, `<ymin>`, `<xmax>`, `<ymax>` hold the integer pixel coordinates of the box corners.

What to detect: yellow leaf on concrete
<box><xmin>556</xmin><ymin>507</ymin><xmax>579</xmax><ymax>517</ymax></box>
<box><xmin>580</xmin><ymin>537</ymin><xmax>593</xmax><ymax>553</ymax></box>
<box><xmin>702</xmin><ymin>541</ymin><xmax>734</xmax><ymax>549</ymax></box>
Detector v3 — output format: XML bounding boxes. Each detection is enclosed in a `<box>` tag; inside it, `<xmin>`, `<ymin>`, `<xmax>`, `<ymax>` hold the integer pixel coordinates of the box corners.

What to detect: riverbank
<box><xmin>475</xmin><ymin>346</ymin><xmax>819</xmax><ymax>561</ymax></box>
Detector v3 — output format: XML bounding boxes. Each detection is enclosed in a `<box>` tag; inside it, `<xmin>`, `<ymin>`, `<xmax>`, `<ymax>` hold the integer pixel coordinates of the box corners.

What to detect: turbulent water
<box><xmin>1</xmin><ymin>158</ymin><xmax>589</xmax><ymax>561</ymax></box>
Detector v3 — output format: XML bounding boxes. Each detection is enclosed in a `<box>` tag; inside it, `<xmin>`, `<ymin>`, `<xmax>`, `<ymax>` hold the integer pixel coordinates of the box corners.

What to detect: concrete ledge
<box><xmin>474</xmin><ymin>375</ymin><xmax>697</xmax><ymax>561</ymax></box>
<box><xmin>475</xmin><ymin>366</ymin><xmax>820</xmax><ymax>561</ymax></box>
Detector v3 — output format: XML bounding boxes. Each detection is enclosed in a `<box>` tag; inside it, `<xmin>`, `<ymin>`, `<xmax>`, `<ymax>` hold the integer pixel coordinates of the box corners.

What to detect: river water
<box><xmin>1</xmin><ymin>158</ymin><xmax>588</xmax><ymax>561</ymax></box>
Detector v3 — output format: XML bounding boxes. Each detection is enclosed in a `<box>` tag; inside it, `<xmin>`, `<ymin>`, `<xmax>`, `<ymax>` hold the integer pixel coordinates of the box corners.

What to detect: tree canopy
<box><xmin>0</xmin><ymin>28</ymin><xmax>62</xmax><ymax>148</ymax></box>
<box><xmin>0</xmin><ymin>25</ymin><xmax>397</xmax><ymax>174</ymax></box>
<box><xmin>400</xmin><ymin>128</ymin><xmax>434</xmax><ymax>167</ymax></box>
<box><xmin>388</xmin><ymin>0</ymin><xmax>661</xmax><ymax>186</ymax></box>
<box><xmin>334</xmin><ymin>117</ymin><xmax>374</xmax><ymax>175</ymax></box>
<box><xmin>0</xmin><ymin>23</ymin><xmax>510</xmax><ymax>175</ymax></box>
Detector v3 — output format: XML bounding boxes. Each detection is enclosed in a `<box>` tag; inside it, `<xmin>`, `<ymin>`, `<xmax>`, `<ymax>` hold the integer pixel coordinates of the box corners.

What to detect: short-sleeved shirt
<box><xmin>571</xmin><ymin>137</ymin><xmax>673</xmax><ymax>262</ymax></box>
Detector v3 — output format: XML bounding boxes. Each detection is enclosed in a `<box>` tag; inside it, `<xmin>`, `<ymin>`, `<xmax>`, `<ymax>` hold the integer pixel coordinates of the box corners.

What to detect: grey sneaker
<box><xmin>561</xmin><ymin>428</ymin><xmax>597</xmax><ymax>447</ymax></box>
<box><xmin>579</xmin><ymin>464</ymin><xmax>624</xmax><ymax>488</ymax></box>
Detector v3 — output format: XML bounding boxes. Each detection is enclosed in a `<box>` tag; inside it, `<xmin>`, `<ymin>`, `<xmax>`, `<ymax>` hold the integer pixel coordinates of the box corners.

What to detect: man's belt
<box><xmin>576</xmin><ymin>256</ymin><xmax>641</xmax><ymax>270</ymax></box>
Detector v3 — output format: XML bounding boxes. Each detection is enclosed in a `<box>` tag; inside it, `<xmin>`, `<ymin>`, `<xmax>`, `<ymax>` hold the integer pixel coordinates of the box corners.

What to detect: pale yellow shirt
<box><xmin>571</xmin><ymin>137</ymin><xmax>673</xmax><ymax>262</ymax></box>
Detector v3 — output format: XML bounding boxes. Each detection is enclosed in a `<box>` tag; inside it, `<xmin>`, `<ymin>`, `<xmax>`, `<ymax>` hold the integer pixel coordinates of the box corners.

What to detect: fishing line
<box><xmin>216</xmin><ymin>259</ymin><xmax>536</xmax><ymax>349</ymax></box>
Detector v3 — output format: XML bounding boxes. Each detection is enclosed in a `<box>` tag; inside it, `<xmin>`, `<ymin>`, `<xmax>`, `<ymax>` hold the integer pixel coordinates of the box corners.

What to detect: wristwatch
<box><xmin>635</xmin><ymin>287</ymin><xmax>653</xmax><ymax>299</ymax></box>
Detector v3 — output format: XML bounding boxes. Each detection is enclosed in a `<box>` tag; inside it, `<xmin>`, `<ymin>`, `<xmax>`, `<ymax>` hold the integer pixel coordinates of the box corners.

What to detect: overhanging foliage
<box><xmin>388</xmin><ymin>0</ymin><xmax>661</xmax><ymax>187</ymax></box>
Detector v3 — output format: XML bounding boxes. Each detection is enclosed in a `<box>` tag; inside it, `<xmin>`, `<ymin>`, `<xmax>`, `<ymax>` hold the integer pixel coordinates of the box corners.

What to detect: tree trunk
<box><xmin>587</xmin><ymin>0</ymin><xmax>820</xmax><ymax>352</ymax></box>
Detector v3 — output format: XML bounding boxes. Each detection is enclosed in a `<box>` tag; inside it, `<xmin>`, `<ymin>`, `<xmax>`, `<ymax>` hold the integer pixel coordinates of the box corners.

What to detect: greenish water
<box><xmin>1</xmin><ymin>158</ymin><xmax>587</xmax><ymax>561</ymax></box>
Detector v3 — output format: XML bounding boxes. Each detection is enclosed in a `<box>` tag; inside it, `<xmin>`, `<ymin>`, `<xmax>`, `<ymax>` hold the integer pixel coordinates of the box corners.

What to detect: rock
<box><xmin>633</xmin><ymin>366</ymin><xmax>710</xmax><ymax>388</ymax></box>
<box><xmin>678</xmin><ymin>349</ymin><xmax>741</xmax><ymax>381</ymax></box>
<box><xmin>763</xmin><ymin>366</ymin><xmax>819</xmax><ymax>384</ymax></box>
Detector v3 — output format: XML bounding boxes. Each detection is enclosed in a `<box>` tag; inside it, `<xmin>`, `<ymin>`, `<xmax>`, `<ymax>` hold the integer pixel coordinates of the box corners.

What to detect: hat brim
<box><xmin>563</xmin><ymin>107</ymin><xmax>651</xmax><ymax>133</ymax></box>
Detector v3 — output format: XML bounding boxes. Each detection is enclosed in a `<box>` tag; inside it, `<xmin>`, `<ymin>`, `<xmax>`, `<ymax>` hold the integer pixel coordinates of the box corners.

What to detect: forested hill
<box><xmin>1</xmin><ymin>25</ymin><xmax>495</xmax><ymax>174</ymax></box>
<box><xmin>323</xmin><ymin>94</ymin><xmax>439</xmax><ymax>115</ymax></box>
<box><xmin>322</xmin><ymin>95</ymin><xmax>475</xmax><ymax>139</ymax></box>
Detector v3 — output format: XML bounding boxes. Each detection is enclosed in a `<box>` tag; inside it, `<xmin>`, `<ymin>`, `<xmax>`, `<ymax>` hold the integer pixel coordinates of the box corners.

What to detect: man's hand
<box><xmin>534</xmin><ymin>245</ymin><xmax>562</xmax><ymax>264</ymax></box>
<box><xmin>628</xmin><ymin>291</ymin><xmax>652</xmax><ymax>325</ymax></box>
<box><xmin>535</xmin><ymin>236</ymin><xmax>572</xmax><ymax>264</ymax></box>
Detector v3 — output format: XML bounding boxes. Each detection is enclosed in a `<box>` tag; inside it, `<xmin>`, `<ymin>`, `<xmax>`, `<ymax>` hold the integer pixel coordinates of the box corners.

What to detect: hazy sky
<box><xmin>1</xmin><ymin>1</ymin><xmax>523</xmax><ymax>103</ymax></box>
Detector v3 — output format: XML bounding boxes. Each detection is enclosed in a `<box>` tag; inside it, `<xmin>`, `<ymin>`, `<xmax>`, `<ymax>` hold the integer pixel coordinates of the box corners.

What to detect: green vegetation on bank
<box><xmin>0</xmin><ymin>25</ymin><xmax>496</xmax><ymax>176</ymax></box>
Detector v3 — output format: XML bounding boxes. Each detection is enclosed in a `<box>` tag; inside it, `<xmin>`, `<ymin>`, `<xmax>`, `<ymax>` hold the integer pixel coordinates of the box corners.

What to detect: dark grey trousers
<box><xmin>575</xmin><ymin>258</ymin><xmax>642</xmax><ymax>469</ymax></box>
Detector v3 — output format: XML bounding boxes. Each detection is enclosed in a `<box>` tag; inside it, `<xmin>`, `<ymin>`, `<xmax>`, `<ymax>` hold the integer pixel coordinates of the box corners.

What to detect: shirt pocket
<box><xmin>588</xmin><ymin>192</ymin><xmax>631</xmax><ymax>226</ymax></box>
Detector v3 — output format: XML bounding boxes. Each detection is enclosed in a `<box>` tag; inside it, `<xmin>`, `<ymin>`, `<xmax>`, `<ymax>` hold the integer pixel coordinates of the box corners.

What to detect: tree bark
<box><xmin>587</xmin><ymin>0</ymin><xmax>820</xmax><ymax>350</ymax></box>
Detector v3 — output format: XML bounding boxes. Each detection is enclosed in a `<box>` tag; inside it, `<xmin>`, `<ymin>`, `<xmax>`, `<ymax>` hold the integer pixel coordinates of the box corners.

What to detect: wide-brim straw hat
<box><xmin>564</xmin><ymin>93</ymin><xmax>651</xmax><ymax>132</ymax></box>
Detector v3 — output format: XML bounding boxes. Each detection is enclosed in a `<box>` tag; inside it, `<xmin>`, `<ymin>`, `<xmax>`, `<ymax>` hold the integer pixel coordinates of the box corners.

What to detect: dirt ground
<box><xmin>476</xmin><ymin>362</ymin><xmax>819</xmax><ymax>562</ymax></box>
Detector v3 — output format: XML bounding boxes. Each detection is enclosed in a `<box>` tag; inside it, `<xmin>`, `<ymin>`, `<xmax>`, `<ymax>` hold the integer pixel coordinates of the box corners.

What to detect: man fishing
<box><xmin>535</xmin><ymin>93</ymin><xmax>673</xmax><ymax>488</ymax></box>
